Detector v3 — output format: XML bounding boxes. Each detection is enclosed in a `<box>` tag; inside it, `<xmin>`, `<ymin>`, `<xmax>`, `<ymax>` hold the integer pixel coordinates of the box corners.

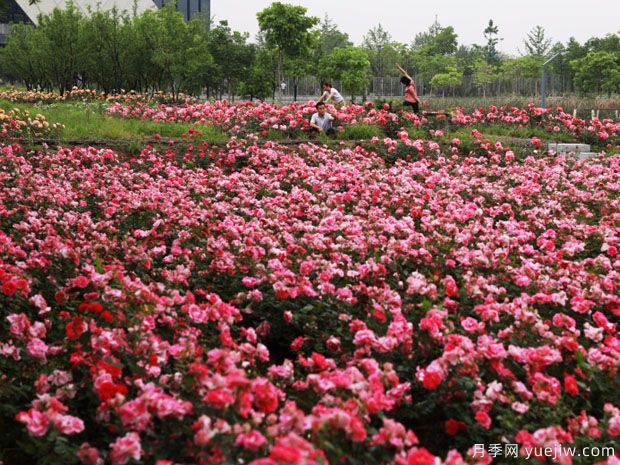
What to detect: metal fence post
<box><xmin>541</xmin><ymin>51</ymin><xmax>563</xmax><ymax>108</ymax></box>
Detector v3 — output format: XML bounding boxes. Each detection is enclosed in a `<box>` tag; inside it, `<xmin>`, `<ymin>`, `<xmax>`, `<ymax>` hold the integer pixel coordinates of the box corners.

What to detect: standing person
<box><xmin>318</xmin><ymin>82</ymin><xmax>345</xmax><ymax>109</ymax></box>
<box><xmin>309</xmin><ymin>102</ymin><xmax>336</xmax><ymax>136</ymax></box>
<box><xmin>396</xmin><ymin>63</ymin><xmax>420</xmax><ymax>114</ymax></box>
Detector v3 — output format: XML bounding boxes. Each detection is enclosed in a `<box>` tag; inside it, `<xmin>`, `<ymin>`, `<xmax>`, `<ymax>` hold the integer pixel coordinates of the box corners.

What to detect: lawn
<box><xmin>0</xmin><ymin>99</ymin><xmax>227</xmax><ymax>145</ymax></box>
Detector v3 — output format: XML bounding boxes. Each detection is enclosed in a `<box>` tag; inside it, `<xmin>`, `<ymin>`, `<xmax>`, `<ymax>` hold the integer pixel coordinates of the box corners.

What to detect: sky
<box><xmin>211</xmin><ymin>0</ymin><xmax>620</xmax><ymax>55</ymax></box>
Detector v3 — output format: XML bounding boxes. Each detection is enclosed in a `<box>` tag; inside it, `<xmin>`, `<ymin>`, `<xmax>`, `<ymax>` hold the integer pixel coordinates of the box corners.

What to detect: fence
<box><xmin>278</xmin><ymin>74</ymin><xmax>571</xmax><ymax>100</ymax></box>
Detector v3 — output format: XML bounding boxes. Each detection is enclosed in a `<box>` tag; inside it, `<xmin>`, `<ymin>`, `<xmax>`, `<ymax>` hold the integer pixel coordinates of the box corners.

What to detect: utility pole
<box><xmin>541</xmin><ymin>51</ymin><xmax>562</xmax><ymax>108</ymax></box>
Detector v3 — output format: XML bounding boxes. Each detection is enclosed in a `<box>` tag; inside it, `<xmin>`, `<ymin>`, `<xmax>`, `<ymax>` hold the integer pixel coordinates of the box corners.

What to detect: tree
<box><xmin>502</xmin><ymin>56</ymin><xmax>544</xmax><ymax>79</ymax></box>
<box><xmin>207</xmin><ymin>20</ymin><xmax>254</xmax><ymax>100</ymax></box>
<box><xmin>571</xmin><ymin>51</ymin><xmax>620</xmax><ymax>96</ymax></box>
<box><xmin>409</xmin><ymin>19</ymin><xmax>459</xmax><ymax>86</ymax></box>
<box><xmin>0</xmin><ymin>24</ymin><xmax>43</xmax><ymax>89</ymax></box>
<box><xmin>240</xmin><ymin>46</ymin><xmax>274</xmax><ymax>100</ymax></box>
<box><xmin>412</xmin><ymin>54</ymin><xmax>457</xmax><ymax>83</ymax></box>
<box><xmin>455</xmin><ymin>45</ymin><xmax>484</xmax><ymax>77</ymax></box>
<box><xmin>78</xmin><ymin>8</ymin><xmax>132</xmax><ymax>93</ymax></box>
<box><xmin>317</xmin><ymin>15</ymin><xmax>351</xmax><ymax>55</ymax></box>
<box><xmin>523</xmin><ymin>25</ymin><xmax>552</xmax><ymax>57</ymax></box>
<box><xmin>312</xmin><ymin>15</ymin><xmax>352</xmax><ymax>75</ymax></box>
<box><xmin>412</xmin><ymin>19</ymin><xmax>458</xmax><ymax>56</ymax></box>
<box><xmin>257</xmin><ymin>2</ymin><xmax>319</xmax><ymax>95</ymax></box>
<box><xmin>320</xmin><ymin>46</ymin><xmax>370</xmax><ymax>99</ymax></box>
<box><xmin>472</xmin><ymin>58</ymin><xmax>496</xmax><ymax>97</ymax></box>
<box><xmin>412</xmin><ymin>16</ymin><xmax>443</xmax><ymax>50</ymax></box>
<box><xmin>585</xmin><ymin>33</ymin><xmax>620</xmax><ymax>54</ymax></box>
<box><xmin>429</xmin><ymin>67</ymin><xmax>462</xmax><ymax>97</ymax></box>
<box><xmin>135</xmin><ymin>6</ymin><xmax>186</xmax><ymax>97</ymax></box>
<box><xmin>36</xmin><ymin>2</ymin><xmax>83</xmax><ymax>94</ymax></box>
<box><xmin>422</xmin><ymin>26</ymin><xmax>458</xmax><ymax>56</ymax></box>
<box><xmin>482</xmin><ymin>19</ymin><xmax>502</xmax><ymax>67</ymax></box>
<box><xmin>362</xmin><ymin>24</ymin><xmax>401</xmax><ymax>78</ymax></box>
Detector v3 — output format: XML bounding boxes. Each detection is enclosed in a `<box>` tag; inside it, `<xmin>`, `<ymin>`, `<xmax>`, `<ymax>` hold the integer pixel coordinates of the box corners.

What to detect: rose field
<box><xmin>1</xmin><ymin>97</ymin><xmax>619</xmax><ymax>465</ymax></box>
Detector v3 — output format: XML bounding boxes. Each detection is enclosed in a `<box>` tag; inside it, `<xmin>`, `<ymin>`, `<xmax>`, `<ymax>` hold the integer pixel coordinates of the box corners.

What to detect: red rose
<box><xmin>475</xmin><ymin>411</ymin><xmax>492</xmax><ymax>430</ymax></box>
<box><xmin>422</xmin><ymin>371</ymin><xmax>442</xmax><ymax>390</ymax></box>
<box><xmin>71</xmin><ymin>276</ymin><xmax>89</xmax><ymax>288</ymax></box>
<box><xmin>445</xmin><ymin>418</ymin><xmax>465</xmax><ymax>436</ymax></box>
<box><xmin>205</xmin><ymin>388</ymin><xmax>235</xmax><ymax>409</ymax></box>
<box><xmin>2</xmin><ymin>280</ymin><xmax>17</xmax><ymax>296</ymax></box>
<box><xmin>253</xmin><ymin>379</ymin><xmax>279</xmax><ymax>413</ymax></box>
<box><xmin>98</xmin><ymin>382</ymin><xmax>128</xmax><ymax>401</ymax></box>
<box><xmin>54</xmin><ymin>291</ymin><xmax>66</xmax><ymax>304</ymax></box>
<box><xmin>564</xmin><ymin>373</ymin><xmax>579</xmax><ymax>396</ymax></box>
<box><xmin>310</xmin><ymin>352</ymin><xmax>329</xmax><ymax>370</ymax></box>
<box><xmin>270</xmin><ymin>445</ymin><xmax>302</xmax><ymax>464</ymax></box>
<box><xmin>407</xmin><ymin>447</ymin><xmax>436</xmax><ymax>465</ymax></box>
<box><xmin>65</xmin><ymin>318</ymin><xmax>85</xmax><ymax>340</ymax></box>
<box><xmin>443</xmin><ymin>275</ymin><xmax>458</xmax><ymax>297</ymax></box>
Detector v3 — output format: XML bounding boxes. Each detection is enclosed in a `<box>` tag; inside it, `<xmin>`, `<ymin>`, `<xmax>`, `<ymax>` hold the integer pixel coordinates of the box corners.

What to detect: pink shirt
<box><xmin>405</xmin><ymin>82</ymin><xmax>418</xmax><ymax>103</ymax></box>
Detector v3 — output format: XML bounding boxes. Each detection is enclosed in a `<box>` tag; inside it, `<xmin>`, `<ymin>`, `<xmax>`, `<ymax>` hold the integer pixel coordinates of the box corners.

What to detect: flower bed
<box><xmin>0</xmin><ymin>108</ymin><xmax>63</xmax><ymax>143</ymax></box>
<box><xmin>106</xmin><ymin>101</ymin><xmax>620</xmax><ymax>148</ymax></box>
<box><xmin>1</xmin><ymin>130</ymin><xmax>618</xmax><ymax>465</ymax></box>
<box><xmin>0</xmin><ymin>88</ymin><xmax>194</xmax><ymax>104</ymax></box>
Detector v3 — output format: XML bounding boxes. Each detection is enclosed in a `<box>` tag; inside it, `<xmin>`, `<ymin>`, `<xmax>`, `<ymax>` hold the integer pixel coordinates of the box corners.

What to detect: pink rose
<box><xmin>110</xmin><ymin>432</ymin><xmax>142</xmax><ymax>465</ymax></box>
<box><xmin>16</xmin><ymin>409</ymin><xmax>49</xmax><ymax>437</ymax></box>
<box><xmin>52</xmin><ymin>414</ymin><xmax>85</xmax><ymax>435</ymax></box>
<box><xmin>27</xmin><ymin>338</ymin><xmax>48</xmax><ymax>360</ymax></box>
<box><xmin>236</xmin><ymin>430</ymin><xmax>267</xmax><ymax>451</ymax></box>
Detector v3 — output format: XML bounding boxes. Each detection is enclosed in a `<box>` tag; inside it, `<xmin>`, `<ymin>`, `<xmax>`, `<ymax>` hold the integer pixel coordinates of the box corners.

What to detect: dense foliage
<box><xmin>0</xmin><ymin>4</ymin><xmax>255</xmax><ymax>99</ymax></box>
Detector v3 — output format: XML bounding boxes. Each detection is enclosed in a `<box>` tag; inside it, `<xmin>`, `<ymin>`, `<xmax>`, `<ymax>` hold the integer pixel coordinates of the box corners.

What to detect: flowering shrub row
<box><xmin>0</xmin><ymin>88</ymin><xmax>194</xmax><ymax>104</ymax></box>
<box><xmin>107</xmin><ymin>101</ymin><xmax>620</xmax><ymax>148</ymax></box>
<box><xmin>0</xmin><ymin>108</ymin><xmax>64</xmax><ymax>142</ymax></box>
<box><xmin>1</xmin><ymin>132</ymin><xmax>618</xmax><ymax>465</ymax></box>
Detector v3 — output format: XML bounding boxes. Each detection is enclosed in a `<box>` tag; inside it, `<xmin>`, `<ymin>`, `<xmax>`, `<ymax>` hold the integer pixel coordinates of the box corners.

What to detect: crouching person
<box><xmin>309</xmin><ymin>101</ymin><xmax>336</xmax><ymax>136</ymax></box>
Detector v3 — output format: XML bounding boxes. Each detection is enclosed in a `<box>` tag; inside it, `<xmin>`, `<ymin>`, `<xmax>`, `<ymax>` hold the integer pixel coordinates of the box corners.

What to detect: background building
<box><xmin>153</xmin><ymin>0</ymin><xmax>209</xmax><ymax>22</ymax></box>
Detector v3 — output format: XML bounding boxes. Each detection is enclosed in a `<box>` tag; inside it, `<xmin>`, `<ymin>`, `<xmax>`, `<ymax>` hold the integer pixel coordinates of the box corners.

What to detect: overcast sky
<box><xmin>211</xmin><ymin>0</ymin><xmax>620</xmax><ymax>55</ymax></box>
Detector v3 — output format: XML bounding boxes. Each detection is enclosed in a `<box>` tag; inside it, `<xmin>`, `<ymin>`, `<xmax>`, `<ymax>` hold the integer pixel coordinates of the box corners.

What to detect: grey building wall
<box><xmin>0</xmin><ymin>0</ymin><xmax>31</xmax><ymax>45</ymax></box>
<box><xmin>154</xmin><ymin>0</ymin><xmax>210</xmax><ymax>21</ymax></box>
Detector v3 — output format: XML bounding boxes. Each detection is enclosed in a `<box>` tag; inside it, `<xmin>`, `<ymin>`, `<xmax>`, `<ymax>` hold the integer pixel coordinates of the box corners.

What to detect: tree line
<box><xmin>1</xmin><ymin>1</ymin><xmax>619</xmax><ymax>99</ymax></box>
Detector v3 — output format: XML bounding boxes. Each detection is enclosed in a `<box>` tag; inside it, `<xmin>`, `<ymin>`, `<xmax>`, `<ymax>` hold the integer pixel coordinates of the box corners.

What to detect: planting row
<box><xmin>107</xmin><ymin>101</ymin><xmax>620</xmax><ymax>148</ymax></box>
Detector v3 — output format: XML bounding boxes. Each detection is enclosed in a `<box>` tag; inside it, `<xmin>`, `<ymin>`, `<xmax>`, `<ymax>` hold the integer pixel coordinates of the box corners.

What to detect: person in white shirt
<box><xmin>309</xmin><ymin>102</ymin><xmax>336</xmax><ymax>135</ymax></box>
<box><xmin>318</xmin><ymin>82</ymin><xmax>345</xmax><ymax>108</ymax></box>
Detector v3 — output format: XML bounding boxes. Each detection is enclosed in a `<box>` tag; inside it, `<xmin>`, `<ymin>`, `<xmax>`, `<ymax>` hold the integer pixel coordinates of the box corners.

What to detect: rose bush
<box><xmin>0</xmin><ymin>109</ymin><xmax>618</xmax><ymax>465</ymax></box>
<box><xmin>0</xmin><ymin>88</ymin><xmax>193</xmax><ymax>104</ymax></box>
<box><xmin>0</xmin><ymin>108</ymin><xmax>64</xmax><ymax>143</ymax></box>
<box><xmin>106</xmin><ymin>100</ymin><xmax>620</xmax><ymax>148</ymax></box>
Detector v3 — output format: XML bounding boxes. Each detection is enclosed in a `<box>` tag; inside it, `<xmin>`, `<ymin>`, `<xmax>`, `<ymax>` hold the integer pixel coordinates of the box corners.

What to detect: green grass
<box><xmin>467</xmin><ymin>123</ymin><xmax>576</xmax><ymax>142</ymax></box>
<box><xmin>0</xmin><ymin>98</ymin><xmax>592</xmax><ymax>150</ymax></box>
<box><xmin>0</xmin><ymin>99</ymin><xmax>227</xmax><ymax>144</ymax></box>
<box><xmin>342</xmin><ymin>123</ymin><xmax>384</xmax><ymax>140</ymax></box>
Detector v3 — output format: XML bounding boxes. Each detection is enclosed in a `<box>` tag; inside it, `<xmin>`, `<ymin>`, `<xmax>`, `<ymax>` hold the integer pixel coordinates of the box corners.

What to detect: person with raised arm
<box><xmin>396</xmin><ymin>63</ymin><xmax>420</xmax><ymax>114</ymax></box>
